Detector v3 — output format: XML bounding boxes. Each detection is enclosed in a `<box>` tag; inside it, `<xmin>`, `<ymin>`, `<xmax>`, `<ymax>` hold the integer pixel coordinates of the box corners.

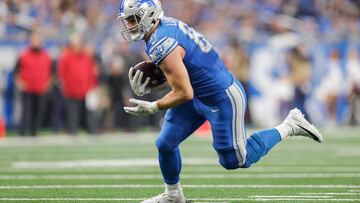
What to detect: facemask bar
<box><xmin>118</xmin><ymin>10</ymin><xmax>145</xmax><ymax>43</ymax></box>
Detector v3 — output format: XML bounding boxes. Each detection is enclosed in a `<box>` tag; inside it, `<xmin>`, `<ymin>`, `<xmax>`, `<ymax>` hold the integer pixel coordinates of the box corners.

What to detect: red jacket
<box><xmin>18</xmin><ymin>49</ymin><xmax>52</xmax><ymax>94</ymax></box>
<box><xmin>58</xmin><ymin>49</ymin><xmax>97</xmax><ymax>100</ymax></box>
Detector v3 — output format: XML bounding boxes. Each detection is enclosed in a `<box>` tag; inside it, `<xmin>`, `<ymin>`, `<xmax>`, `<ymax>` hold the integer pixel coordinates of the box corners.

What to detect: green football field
<box><xmin>0</xmin><ymin>128</ymin><xmax>359</xmax><ymax>202</ymax></box>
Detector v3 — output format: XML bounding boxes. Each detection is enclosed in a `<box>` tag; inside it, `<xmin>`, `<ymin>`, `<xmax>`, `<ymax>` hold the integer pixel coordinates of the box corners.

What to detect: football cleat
<box><xmin>283</xmin><ymin>108</ymin><xmax>323</xmax><ymax>143</ymax></box>
<box><xmin>140</xmin><ymin>190</ymin><xmax>186</xmax><ymax>203</ymax></box>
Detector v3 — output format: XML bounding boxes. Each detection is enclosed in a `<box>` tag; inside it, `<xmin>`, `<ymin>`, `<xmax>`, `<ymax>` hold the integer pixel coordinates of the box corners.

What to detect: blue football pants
<box><xmin>156</xmin><ymin>80</ymin><xmax>281</xmax><ymax>184</ymax></box>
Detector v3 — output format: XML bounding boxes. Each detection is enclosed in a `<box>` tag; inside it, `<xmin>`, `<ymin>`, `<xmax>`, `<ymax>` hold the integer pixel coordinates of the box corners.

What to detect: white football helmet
<box><xmin>118</xmin><ymin>0</ymin><xmax>164</xmax><ymax>43</ymax></box>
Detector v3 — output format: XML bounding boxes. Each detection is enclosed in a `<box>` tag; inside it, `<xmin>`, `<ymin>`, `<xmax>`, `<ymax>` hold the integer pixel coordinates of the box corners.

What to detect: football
<box><xmin>132</xmin><ymin>61</ymin><xmax>166</xmax><ymax>88</ymax></box>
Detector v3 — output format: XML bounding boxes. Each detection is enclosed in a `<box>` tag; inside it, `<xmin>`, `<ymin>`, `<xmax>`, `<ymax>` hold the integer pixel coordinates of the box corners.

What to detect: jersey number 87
<box><xmin>178</xmin><ymin>21</ymin><xmax>212</xmax><ymax>53</ymax></box>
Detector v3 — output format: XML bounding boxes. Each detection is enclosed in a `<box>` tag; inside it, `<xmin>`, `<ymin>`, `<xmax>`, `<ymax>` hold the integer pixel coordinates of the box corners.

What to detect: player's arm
<box><xmin>124</xmin><ymin>46</ymin><xmax>193</xmax><ymax>116</ymax></box>
<box><xmin>152</xmin><ymin>81</ymin><xmax>170</xmax><ymax>92</ymax></box>
<box><xmin>156</xmin><ymin>46</ymin><xmax>193</xmax><ymax>110</ymax></box>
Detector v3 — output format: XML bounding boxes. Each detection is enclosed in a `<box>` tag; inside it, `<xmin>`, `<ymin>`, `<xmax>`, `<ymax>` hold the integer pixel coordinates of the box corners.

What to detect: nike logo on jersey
<box><xmin>211</xmin><ymin>109</ymin><xmax>220</xmax><ymax>113</ymax></box>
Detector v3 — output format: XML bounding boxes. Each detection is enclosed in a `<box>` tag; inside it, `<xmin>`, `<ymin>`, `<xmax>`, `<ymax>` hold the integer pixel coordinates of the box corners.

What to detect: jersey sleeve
<box><xmin>148</xmin><ymin>37</ymin><xmax>179</xmax><ymax>65</ymax></box>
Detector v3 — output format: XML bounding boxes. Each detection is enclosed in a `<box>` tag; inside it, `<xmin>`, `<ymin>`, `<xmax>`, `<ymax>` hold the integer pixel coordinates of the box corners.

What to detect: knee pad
<box><xmin>243</xmin><ymin>133</ymin><xmax>266</xmax><ymax>168</ymax></box>
<box><xmin>217</xmin><ymin>148</ymin><xmax>241</xmax><ymax>170</ymax></box>
<box><xmin>156</xmin><ymin>138</ymin><xmax>177</xmax><ymax>153</ymax></box>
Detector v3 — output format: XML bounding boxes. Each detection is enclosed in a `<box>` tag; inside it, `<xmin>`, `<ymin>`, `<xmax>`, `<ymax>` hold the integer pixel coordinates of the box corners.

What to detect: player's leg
<box><xmin>243</xmin><ymin>107</ymin><xmax>323</xmax><ymax>168</ymax></box>
<box><xmin>19</xmin><ymin>92</ymin><xmax>32</xmax><ymax>136</ymax></box>
<box><xmin>156</xmin><ymin>101</ymin><xmax>206</xmax><ymax>184</ymax></box>
<box><xmin>65</xmin><ymin>99</ymin><xmax>80</xmax><ymax>135</ymax></box>
<box><xmin>210</xmin><ymin>80</ymin><xmax>322</xmax><ymax>169</ymax></box>
<box><xmin>206</xmin><ymin>81</ymin><xmax>258</xmax><ymax>169</ymax></box>
<box><xmin>231</xmin><ymin>81</ymin><xmax>282</xmax><ymax>168</ymax></box>
<box><xmin>240</xmin><ymin>79</ymin><xmax>323</xmax><ymax>167</ymax></box>
<box><xmin>242</xmin><ymin>129</ymin><xmax>281</xmax><ymax>168</ymax></box>
<box><xmin>142</xmin><ymin>100</ymin><xmax>206</xmax><ymax>203</ymax></box>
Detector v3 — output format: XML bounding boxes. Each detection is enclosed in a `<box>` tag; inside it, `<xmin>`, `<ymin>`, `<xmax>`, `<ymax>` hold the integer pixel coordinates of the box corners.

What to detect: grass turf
<box><xmin>0</xmin><ymin>128</ymin><xmax>359</xmax><ymax>202</ymax></box>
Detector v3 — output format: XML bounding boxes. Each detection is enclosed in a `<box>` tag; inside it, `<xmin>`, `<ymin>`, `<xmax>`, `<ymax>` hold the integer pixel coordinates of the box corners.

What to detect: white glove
<box><xmin>124</xmin><ymin>99</ymin><xmax>159</xmax><ymax>116</ymax></box>
<box><xmin>129</xmin><ymin>67</ymin><xmax>151</xmax><ymax>96</ymax></box>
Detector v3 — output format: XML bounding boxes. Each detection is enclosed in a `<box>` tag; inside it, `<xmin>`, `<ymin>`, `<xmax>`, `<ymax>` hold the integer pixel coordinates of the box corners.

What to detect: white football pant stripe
<box><xmin>225</xmin><ymin>83</ymin><xmax>247</xmax><ymax>166</ymax></box>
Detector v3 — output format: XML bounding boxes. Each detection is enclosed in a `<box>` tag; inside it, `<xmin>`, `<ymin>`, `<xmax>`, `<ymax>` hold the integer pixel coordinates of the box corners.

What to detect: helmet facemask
<box><xmin>118</xmin><ymin>0</ymin><xmax>164</xmax><ymax>43</ymax></box>
<box><xmin>118</xmin><ymin>9</ymin><xmax>150</xmax><ymax>43</ymax></box>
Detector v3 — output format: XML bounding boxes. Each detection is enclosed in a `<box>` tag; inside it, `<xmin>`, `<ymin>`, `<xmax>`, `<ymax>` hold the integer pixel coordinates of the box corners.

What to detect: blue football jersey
<box><xmin>145</xmin><ymin>17</ymin><xmax>233</xmax><ymax>98</ymax></box>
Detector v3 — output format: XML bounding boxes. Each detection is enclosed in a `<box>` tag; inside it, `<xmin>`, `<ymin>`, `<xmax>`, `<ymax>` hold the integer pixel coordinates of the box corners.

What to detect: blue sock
<box><xmin>243</xmin><ymin>128</ymin><xmax>281</xmax><ymax>168</ymax></box>
<box><xmin>259</xmin><ymin>128</ymin><xmax>281</xmax><ymax>155</ymax></box>
<box><xmin>158</xmin><ymin>147</ymin><xmax>182</xmax><ymax>185</ymax></box>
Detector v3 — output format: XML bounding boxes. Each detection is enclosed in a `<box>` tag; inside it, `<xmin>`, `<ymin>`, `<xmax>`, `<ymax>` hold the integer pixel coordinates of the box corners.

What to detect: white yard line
<box><xmin>0</xmin><ymin>198</ymin><xmax>144</xmax><ymax>201</ymax></box>
<box><xmin>248</xmin><ymin>199</ymin><xmax>359</xmax><ymax>202</ymax></box>
<box><xmin>12</xmin><ymin>158</ymin><xmax>218</xmax><ymax>169</ymax></box>
<box><xmin>11</xmin><ymin>159</ymin><xmax>360</xmax><ymax>170</ymax></box>
<box><xmin>2</xmin><ymin>166</ymin><xmax>360</xmax><ymax>173</ymax></box>
<box><xmin>0</xmin><ymin>198</ymin><xmax>359</xmax><ymax>202</ymax></box>
<box><xmin>250</xmin><ymin>195</ymin><xmax>334</xmax><ymax>198</ymax></box>
<box><xmin>193</xmin><ymin>202</ymin><xmax>228</xmax><ymax>203</ymax></box>
<box><xmin>1</xmin><ymin>185</ymin><xmax>360</xmax><ymax>189</ymax></box>
<box><xmin>301</xmin><ymin>193</ymin><xmax>359</xmax><ymax>195</ymax></box>
<box><xmin>1</xmin><ymin>173</ymin><xmax>360</xmax><ymax>180</ymax></box>
<box><xmin>244</xmin><ymin>166</ymin><xmax>360</xmax><ymax>172</ymax></box>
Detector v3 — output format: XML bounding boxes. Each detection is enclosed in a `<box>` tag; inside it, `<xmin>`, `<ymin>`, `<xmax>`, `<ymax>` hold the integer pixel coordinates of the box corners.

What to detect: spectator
<box><xmin>58</xmin><ymin>33</ymin><xmax>98</xmax><ymax>135</ymax></box>
<box><xmin>0</xmin><ymin>0</ymin><xmax>359</xmax><ymax>129</ymax></box>
<box><xmin>224</xmin><ymin>40</ymin><xmax>252</xmax><ymax>124</ymax></box>
<box><xmin>345</xmin><ymin>48</ymin><xmax>360</xmax><ymax>125</ymax></box>
<box><xmin>14</xmin><ymin>32</ymin><xmax>52</xmax><ymax>136</ymax></box>
<box><xmin>288</xmin><ymin>45</ymin><xmax>311</xmax><ymax>116</ymax></box>
<box><xmin>105</xmin><ymin>56</ymin><xmax>129</xmax><ymax>131</ymax></box>
<box><xmin>314</xmin><ymin>49</ymin><xmax>345</xmax><ymax>125</ymax></box>
<box><xmin>0</xmin><ymin>1</ymin><xmax>7</xmax><ymax>37</ymax></box>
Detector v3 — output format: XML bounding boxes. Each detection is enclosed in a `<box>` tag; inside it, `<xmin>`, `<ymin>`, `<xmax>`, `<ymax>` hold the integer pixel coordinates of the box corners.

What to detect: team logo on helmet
<box><xmin>137</xmin><ymin>0</ymin><xmax>156</xmax><ymax>7</ymax></box>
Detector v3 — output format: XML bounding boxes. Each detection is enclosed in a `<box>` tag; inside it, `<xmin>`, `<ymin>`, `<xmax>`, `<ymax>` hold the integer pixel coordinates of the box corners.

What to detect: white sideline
<box><xmin>1</xmin><ymin>173</ymin><xmax>360</xmax><ymax>179</ymax></box>
<box><xmin>3</xmin><ymin>166</ymin><xmax>360</xmax><ymax>173</ymax></box>
<box><xmin>12</xmin><ymin>158</ymin><xmax>218</xmax><ymax>169</ymax></box>
<box><xmin>11</xmin><ymin>159</ymin><xmax>360</xmax><ymax>170</ymax></box>
<box><xmin>0</xmin><ymin>198</ymin><xmax>359</xmax><ymax>202</ymax></box>
<box><xmin>1</xmin><ymin>184</ymin><xmax>360</xmax><ymax>189</ymax></box>
<box><xmin>301</xmin><ymin>193</ymin><xmax>359</xmax><ymax>195</ymax></box>
<box><xmin>250</xmin><ymin>195</ymin><xmax>334</xmax><ymax>198</ymax></box>
<box><xmin>238</xmin><ymin>199</ymin><xmax>358</xmax><ymax>202</ymax></box>
<box><xmin>0</xmin><ymin>198</ymin><xmax>144</xmax><ymax>201</ymax></box>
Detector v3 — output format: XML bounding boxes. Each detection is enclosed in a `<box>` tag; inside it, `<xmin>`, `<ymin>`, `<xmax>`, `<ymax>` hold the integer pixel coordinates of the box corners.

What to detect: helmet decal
<box><xmin>119</xmin><ymin>0</ymin><xmax>125</xmax><ymax>14</ymax></box>
<box><xmin>137</xmin><ymin>0</ymin><xmax>156</xmax><ymax>7</ymax></box>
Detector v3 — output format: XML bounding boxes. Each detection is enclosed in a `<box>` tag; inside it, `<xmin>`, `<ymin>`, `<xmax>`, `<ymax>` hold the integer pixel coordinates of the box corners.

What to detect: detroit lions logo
<box><xmin>137</xmin><ymin>0</ymin><xmax>156</xmax><ymax>7</ymax></box>
<box><xmin>119</xmin><ymin>0</ymin><xmax>156</xmax><ymax>13</ymax></box>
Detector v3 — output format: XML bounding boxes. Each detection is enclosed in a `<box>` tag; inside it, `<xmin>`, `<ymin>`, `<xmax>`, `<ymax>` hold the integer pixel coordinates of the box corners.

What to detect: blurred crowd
<box><xmin>0</xmin><ymin>0</ymin><xmax>359</xmax><ymax>136</ymax></box>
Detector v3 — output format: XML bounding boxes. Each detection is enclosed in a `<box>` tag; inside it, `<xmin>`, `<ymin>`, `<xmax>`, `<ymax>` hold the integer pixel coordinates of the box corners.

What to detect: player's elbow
<box><xmin>175</xmin><ymin>88</ymin><xmax>193</xmax><ymax>102</ymax></box>
<box><xmin>182</xmin><ymin>88</ymin><xmax>193</xmax><ymax>101</ymax></box>
<box><xmin>173</xmin><ymin>85</ymin><xmax>193</xmax><ymax>102</ymax></box>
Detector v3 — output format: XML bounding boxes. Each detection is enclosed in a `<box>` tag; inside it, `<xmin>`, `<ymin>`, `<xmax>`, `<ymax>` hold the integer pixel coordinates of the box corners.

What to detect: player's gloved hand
<box><xmin>124</xmin><ymin>99</ymin><xmax>159</xmax><ymax>116</ymax></box>
<box><xmin>129</xmin><ymin>67</ymin><xmax>151</xmax><ymax>96</ymax></box>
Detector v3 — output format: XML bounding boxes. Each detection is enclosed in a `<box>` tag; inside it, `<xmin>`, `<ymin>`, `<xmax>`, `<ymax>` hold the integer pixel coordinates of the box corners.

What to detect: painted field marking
<box><xmin>0</xmin><ymin>198</ymin><xmax>144</xmax><ymax>201</ymax></box>
<box><xmin>3</xmin><ymin>166</ymin><xmax>360</xmax><ymax>173</ymax></box>
<box><xmin>0</xmin><ymin>198</ymin><xmax>359</xmax><ymax>202</ymax></box>
<box><xmin>247</xmin><ymin>199</ymin><xmax>359</xmax><ymax>202</ymax></box>
<box><xmin>1</xmin><ymin>184</ymin><xmax>360</xmax><ymax>189</ymax></box>
<box><xmin>11</xmin><ymin>160</ymin><xmax>360</xmax><ymax>170</ymax></box>
<box><xmin>250</xmin><ymin>195</ymin><xmax>333</xmax><ymax>198</ymax></box>
<box><xmin>1</xmin><ymin>173</ymin><xmax>360</xmax><ymax>180</ymax></box>
<box><xmin>12</xmin><ymin>158</ymin><xmax>217</xmax><ymax>169</ymax></box>
<box><xmin>301</xmin><ymin>193</ymin><xmax>359</xmax><ymax>196</ymax></box>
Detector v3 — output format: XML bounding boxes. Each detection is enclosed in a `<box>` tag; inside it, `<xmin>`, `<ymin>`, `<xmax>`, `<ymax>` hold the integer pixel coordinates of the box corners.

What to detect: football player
<box><xmin>119</xmin><ymin>0</ymin><xmax>323</xmax><ymax>202</ymax></box>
